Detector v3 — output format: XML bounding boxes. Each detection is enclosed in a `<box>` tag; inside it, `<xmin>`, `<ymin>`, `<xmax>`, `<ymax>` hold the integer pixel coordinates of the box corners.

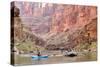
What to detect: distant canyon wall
<box><xmin>50</xmin><ymin>5</ymin><xmax>97</xmax><ymax>33</ymax></box>
<box><xmin>13</xmin><ymin>2</ymin><xmax>97</xmax><ymax>35</ymax></box>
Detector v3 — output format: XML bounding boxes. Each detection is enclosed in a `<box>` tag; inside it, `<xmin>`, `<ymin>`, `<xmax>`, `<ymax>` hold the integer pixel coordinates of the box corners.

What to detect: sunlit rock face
<box><xmin>14</xmin><ymin>2</ymin><xmax>97</xmax><ymax>35</ymax></box>
<box><xmin>13</xmin><ymin>2</ymin><xmax>97</xmax><ymax>49</ymax></box>
<box><xmin>50</xmin><ymin>5</ymin><xmax>97</xmax><ymax>34</ymax></box>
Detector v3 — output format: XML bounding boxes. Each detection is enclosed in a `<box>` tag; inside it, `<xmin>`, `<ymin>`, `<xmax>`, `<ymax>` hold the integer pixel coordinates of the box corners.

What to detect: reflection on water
<box><xmin>14</xmin><ymin>52</ymin><xmax>97</xmax><ymax>66</ymax></box>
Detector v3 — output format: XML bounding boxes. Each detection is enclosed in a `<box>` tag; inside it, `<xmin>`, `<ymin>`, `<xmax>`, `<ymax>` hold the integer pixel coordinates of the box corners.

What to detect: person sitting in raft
<box><xmin>36</xmin><ymin>47</ymin><xmax>41</xmax><ymax>56</ymax></box>
<box><xmin>37</xmin><ymin>51</ymin><xmax>41</xmax><ymax>56</ymax></box>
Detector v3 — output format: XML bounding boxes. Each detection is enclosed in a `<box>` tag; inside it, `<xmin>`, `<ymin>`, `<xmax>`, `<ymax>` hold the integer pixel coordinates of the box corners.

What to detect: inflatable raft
<box><xmin>32</xmin><ymin>55</ymin><xmax>48</xmax><ymax>60</ymax></box>
<box><xmin>64</xmin><ymin>51</ymin><xmax>77</xmax><ymax>57</ymax></box>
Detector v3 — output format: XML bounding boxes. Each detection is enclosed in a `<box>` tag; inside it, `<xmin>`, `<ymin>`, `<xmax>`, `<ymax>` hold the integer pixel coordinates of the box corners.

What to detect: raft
<box><xmin>64</xmin><ymin>51</ymin><xmax>77</xmax><ymax>57</ymax></box>
<box><xmin>32</xmin><ymin>55</ymin><xmax>48</xmax><ymax>60</ymax></box>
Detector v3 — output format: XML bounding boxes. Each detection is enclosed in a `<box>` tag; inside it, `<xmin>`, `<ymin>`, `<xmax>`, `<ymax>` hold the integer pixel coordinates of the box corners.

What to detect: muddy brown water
<box><xmin>14</xmin><ymin>52</ymin><xmax>97</xmax><ymax>66</ymax></box>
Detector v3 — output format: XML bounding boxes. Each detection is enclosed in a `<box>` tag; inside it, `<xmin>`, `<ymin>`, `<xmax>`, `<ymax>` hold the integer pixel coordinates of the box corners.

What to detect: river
<box><xmin>14</xmin><ymin>52</ymin><xmax>97</xmax><ymax>66</ymax></box>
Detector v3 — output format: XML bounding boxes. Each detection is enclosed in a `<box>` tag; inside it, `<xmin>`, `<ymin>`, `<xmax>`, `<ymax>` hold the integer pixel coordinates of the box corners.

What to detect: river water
<box><xmin>14</xmin><ymin>52</ymin><xmax>97</xmax><ymax>66</ymax></box>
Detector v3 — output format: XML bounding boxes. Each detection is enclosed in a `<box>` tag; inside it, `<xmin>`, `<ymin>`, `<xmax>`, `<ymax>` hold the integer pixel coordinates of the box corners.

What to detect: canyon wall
<box><xmin>50</xmin><ymin>5</ymin><xmax>97</xmax><ymax>33</ymax></box>
<box><xmin>12</xmin><ymin>2</ymin><xmax>97</xmax><ymax>50</ymax></box>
